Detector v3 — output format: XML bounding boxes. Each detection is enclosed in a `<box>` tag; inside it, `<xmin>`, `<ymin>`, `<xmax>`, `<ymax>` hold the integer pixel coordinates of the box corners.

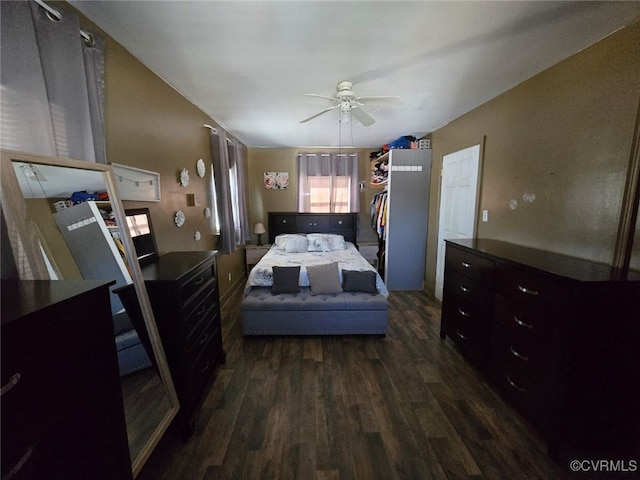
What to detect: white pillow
<box><xmin>307</xmin><ymin>233</ymin><xmax>346</xmax><ymax>252</ymax></box>
<box><xmin>274</xmin><ymin>234</ymin><xmax>308</xmax><ymax>253</ymax></box>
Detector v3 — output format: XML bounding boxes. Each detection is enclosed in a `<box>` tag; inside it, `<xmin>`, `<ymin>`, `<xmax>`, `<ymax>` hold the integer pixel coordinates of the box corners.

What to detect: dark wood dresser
<box><xmin>137</xmin><ymin>251</ymin><xmax>225</xmax><ymax>438</ymax></box>
<box><xmin>440</xmin><ymin>239</ymin><xmax>640</xmax><ymax>458</ymax></box>
<box><xmin>1</xmin><ymin>280</ymin><xmax>132</xmax><ymax>480</ymax></box>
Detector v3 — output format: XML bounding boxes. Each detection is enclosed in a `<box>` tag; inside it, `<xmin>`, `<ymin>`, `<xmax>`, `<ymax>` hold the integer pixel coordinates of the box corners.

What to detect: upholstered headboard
<box><xmin>268</xmin><ymin>212</ymin><xmax>358</xmax><ymax>245</ymax></box>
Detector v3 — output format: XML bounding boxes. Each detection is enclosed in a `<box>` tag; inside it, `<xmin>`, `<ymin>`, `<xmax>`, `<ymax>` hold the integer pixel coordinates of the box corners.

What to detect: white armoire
<box><xmin>379</xmin><ymin>149</ymin><xmax>432</xmax><ymax>290</ymax></box>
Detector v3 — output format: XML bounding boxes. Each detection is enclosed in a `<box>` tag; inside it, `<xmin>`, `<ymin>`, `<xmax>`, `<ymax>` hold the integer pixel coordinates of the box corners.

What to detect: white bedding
<box><xmin>245</xmin><ymin>242</ymin><xmax>389</xmax><ymax>297</ymax></box>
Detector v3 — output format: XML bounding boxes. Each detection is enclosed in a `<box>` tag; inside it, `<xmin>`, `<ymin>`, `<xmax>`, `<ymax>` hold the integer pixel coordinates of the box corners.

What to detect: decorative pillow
<box><xmin>271</xmin><ymin>266</ymin><xmax>301</xmax><ymax>294</ymax></box>
<box><xmin>307</xmin><ymin>233</ymin><xmax>330</xmax><ymax>252</ymax></box>
<box><xmin>306</xmin><ymin>262</ymin><xmax>343</xmax><ymax>295</ymax></box>
<box><xmin>342</xmin><ymin>270</ymin><xmax>377</xmax><ymax>293</ymax></box>
<box><xmin>274</xmin><ymin>234</ymin><xmax>308</xmax><ymax>253</ymax></box>
<box><xmin>324</xmin><ymin>234</ymin><xmax>346</xmax><ymax>251</ymax></box>
<box><xmin>307</xmin><ymin>233</ymin><xmax>347</xmax><ymax>252</ymax></box>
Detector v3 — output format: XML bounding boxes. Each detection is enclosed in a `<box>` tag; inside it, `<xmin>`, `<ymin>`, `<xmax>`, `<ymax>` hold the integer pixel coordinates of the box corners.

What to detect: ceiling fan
<box><xmin>299</xmin><ymin>80</ymin><xmax>402</xmax><ymax>127</ymax></box>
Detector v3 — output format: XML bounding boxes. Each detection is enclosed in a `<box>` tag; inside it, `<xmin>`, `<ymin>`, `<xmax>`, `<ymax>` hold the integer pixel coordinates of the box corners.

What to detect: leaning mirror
<box><xmin>1</xmin><ymin>150</ymin><xmax>179</xmax><ymax>477</ymax></box>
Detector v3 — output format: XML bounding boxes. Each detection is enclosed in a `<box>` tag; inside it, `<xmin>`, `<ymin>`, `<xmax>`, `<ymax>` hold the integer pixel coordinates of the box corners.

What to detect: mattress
<box><xmin>244</xmin><ymin>241</ymin><xmax>388</xmax><ymax>296</ymax></box>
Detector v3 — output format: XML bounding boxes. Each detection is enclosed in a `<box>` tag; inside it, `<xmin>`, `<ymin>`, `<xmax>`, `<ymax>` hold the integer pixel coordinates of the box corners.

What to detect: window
<box><xmin>298</xmin><ymin>153</ymin><xmax>359</xmax><ymax>213</ymax></box>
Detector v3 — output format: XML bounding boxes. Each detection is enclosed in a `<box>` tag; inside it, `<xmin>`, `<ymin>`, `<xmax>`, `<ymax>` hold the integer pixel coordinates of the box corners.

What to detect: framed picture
<box><xmin>111</xmin><ymin>163</ymin><xmax>161</xmax><ymax>202</ymax></box>
<box><xmin>264</xmin><ymin>171</ymin><xmax>289</xmax><ymax>189</ymax></box>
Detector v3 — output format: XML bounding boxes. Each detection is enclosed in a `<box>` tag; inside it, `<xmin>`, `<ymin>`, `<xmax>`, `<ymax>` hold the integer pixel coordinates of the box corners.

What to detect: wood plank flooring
<box><xmin>137</xmin><ymin>290</ymin><xmax>626</xmax><ymax>479</ymax></box>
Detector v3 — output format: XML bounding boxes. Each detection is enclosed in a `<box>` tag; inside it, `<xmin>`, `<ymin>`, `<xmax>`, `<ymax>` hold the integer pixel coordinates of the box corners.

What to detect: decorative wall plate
<box><xmin>204</xmin><ymin>207</ymin><xmax>211</xmax><ymax>218</ymax></box>
<box><xmin>194</xmin><ymin>231</ymin><xmax>201</xmax><ymax>241</ymax></box>
<box><xmin>196</xmin><ymin>159</ymin><xmax>206</xmax><ymax>178</ymax></box>
<box><xmin>180</xmin><ymin>168</ymin><xmax>190</xmax><ymax>187</ymax></box>
<box><xmin>174</xmin><ymin>210</ymin><xmax>185</xmax><ymax>227</ymax></box>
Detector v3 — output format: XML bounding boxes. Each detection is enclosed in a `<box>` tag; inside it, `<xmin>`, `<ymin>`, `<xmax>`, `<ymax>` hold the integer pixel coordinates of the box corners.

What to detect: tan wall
<box><xmin>425</xmin><ymin>20</ymin><xmax>640</xmax><ymax>292</ymax></box>
<box><xmin>67</xmin><ymin>4</ymin><xmax>247</xmax><ymax>300</ymax></box>
<box><xmin>247</xmin><ymin>147</ymin><xmax>383</xmax><ymax>245</ymax></box>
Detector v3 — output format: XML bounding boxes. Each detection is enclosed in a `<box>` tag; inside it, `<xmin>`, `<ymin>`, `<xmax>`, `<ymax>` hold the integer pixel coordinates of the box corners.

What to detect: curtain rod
<box><xmin>34</xmin><ymin>0</ymin><xmax>93</xmax><ymax>45</ymax></box>
<box><xmin>297</xmin><ymin>153</ymin><xmax>357</xmax><ymax>157</ymax></box>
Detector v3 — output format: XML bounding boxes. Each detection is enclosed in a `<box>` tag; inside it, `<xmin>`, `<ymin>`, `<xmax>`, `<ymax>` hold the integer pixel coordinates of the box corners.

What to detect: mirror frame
<box><xmin>1</xmin><ymin>149</ymin><xmax>179</xmax><ymax>477</ymax></box>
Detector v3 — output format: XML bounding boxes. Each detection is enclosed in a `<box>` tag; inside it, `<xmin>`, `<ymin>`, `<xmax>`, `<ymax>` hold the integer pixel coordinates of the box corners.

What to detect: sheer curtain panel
<box><xmin>0</xmin><ymin>1</ymin><xmax>105</xmax><ymax>163</ymax></box>
<box><xmin>298</xmin><ymin>153</ymin><xmax>359</xmax><ymax>213</ymax></box>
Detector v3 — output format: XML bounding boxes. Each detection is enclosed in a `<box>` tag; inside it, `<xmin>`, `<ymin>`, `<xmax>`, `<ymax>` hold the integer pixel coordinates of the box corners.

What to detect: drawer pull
<box><xmin>459</xmin><ymin>285</ymin><xmax>470</xmax><ymax>293</ymax></box>
<box><xmin>461</xmin><ymin>261</ymin><xmax>471</xmax><ymax>268</ymax></box>
<box><xmin>1</xmin><ymin>373</ymin><xmax>21</xmax><ymax>396</ymax></box>
<box><xmin>456</xmin><ymin>329</ymin><xmax>468</xmax><ymax>340</ymax></box>
<box><xmin>517</xmin><ymin>284</ymin><xmax>539</xmax><ymax>296</ymax></box>
<box><xmin>458</xmin><ymin>307</ymin><xmax>469</xmax><ymax>317</ymax></box>
<box><xmin>201</xmin><ymin>360</ymin><xmax>211</xmax><ymax>373</ymax></box>
<box><xmin>513</xmin><ymin>315</ymin><xmax>534</xmax><ymax>330</ymax></box>
<box><xmin>4</xmin><ymin>446</ymin><xmax>33</xmax><ymax>480</ymax></box>
<box><xmin>506</xmin><ymin>375</ymin><xmax>525</xmax><ymax>392</ymax></box>
<box><xmin>196</xmin><ymin>305</ymin><xmax>206</xmax><ymax>317</ymax></box>
<box><xmin>194</xmin><ymin>276</ymin><xmax>205</xmax><ymax>286</ymax></box>
<box><xmin>199</xmin><ymin>333</ymin><xmax>209</xmax><ymax>345</ymax></box>
<box><xmin>509</xmin><ymin>346</ymin><xmax>529</xmax><ymax>362</ymax></box>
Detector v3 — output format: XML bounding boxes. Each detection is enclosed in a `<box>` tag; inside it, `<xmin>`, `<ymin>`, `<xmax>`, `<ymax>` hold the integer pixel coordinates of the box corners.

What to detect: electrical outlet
<box><xmin>482</xmin><ymin>210</ymin><xmax>489</xmax><ymax>222</ymax></box>
<box><xmin>228</xmin><ymin>272</ymin><xmax>232</xmax><ymax>282</ymax></box>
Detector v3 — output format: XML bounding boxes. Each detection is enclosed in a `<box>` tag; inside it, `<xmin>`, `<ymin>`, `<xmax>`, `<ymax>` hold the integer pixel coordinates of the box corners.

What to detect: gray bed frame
<box><xmin>241</xmin><ymin>212</ymin><xmax>388</xmax><ymax>336</ymax></box>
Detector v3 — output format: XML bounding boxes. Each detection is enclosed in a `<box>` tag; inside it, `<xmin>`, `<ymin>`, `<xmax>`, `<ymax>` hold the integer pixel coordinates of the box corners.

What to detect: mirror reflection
<box><xmin>3</xmin><ymin>152</ymin><xmax>177</xmax><ymax>475</ymax></box>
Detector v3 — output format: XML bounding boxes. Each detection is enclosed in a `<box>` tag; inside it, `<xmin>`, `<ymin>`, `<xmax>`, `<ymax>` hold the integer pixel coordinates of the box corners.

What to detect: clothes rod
<box><xmin>34</xmin><ymin>0</ymin><xmax>93</xmax><ymax>45</ymax></box>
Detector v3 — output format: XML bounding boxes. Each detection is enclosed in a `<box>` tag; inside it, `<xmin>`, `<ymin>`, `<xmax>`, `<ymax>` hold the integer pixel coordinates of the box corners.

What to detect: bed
<box><xmin>241</xmin><ymin>212</ymin><xmax>388</xmax><ymax>336</ymax></box>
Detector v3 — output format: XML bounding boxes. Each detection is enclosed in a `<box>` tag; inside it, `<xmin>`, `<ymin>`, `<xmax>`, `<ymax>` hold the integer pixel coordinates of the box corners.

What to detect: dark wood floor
<box><xmin>137</xmin><ymin>290</ymin><xmax>629</xmax><ymax>479</ymax></box>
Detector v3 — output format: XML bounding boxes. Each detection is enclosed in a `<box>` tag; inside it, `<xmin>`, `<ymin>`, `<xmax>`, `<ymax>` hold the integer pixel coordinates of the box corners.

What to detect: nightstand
<box><xmin>245</xmin><ymin>244</ymin><xmax>271</xmax><ymax>273</ymax></box>
<box><xmin>358</xmin><ymin>242</ymin><xmax>379</xmax><ymax>269</ymax></box>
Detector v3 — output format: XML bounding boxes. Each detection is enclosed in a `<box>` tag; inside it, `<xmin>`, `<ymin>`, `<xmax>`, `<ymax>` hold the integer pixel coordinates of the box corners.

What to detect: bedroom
<box><xmin>1</xmin><ymin>1</ymin><xmax>639</xmax><ymax>479</ymax></box>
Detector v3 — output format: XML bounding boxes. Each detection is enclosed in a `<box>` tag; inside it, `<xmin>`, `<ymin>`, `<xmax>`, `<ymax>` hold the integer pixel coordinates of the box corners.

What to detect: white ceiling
<box><xmin>70</xmin><ymin>1</ymin><xmax>640</xmax><ymax>149</ymax></box>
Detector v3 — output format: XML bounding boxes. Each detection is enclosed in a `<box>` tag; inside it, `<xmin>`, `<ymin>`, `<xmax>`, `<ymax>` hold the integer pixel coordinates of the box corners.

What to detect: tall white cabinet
<box><xmin>381</xmin><ymin>149</ymin><xmax>432</xmax><ymax>290</ymax></box>
<box><xmin>53</xmin><ymin>201</ymin><xmax>132</xmax><ymax>314</ymax></box>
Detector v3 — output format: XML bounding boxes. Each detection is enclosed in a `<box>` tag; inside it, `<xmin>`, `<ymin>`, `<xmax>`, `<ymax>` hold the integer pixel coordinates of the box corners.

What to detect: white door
<box><xmin>434</xmin><ymin>144</ymin><xmax>481</xmax><ymax>301</ymax></box>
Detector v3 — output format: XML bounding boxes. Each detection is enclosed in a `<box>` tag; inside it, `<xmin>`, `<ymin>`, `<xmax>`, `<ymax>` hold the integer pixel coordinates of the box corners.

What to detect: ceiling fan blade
<box><xmin>356</xmin><ymin>96</ymin><xmax>403</xmax><ymax>106</ymax></box>
<box><xmin>351</xmin><ymin>106</ymin><xmax>376</xmax><ymax>127</ymax></box>
<box><xmin>303</xmin><ymin>93</ymin><xmax>339</xmax><ymax>103</ymax></box>
<box><xmin>299</xmin><ymin>105</ymin><xmax>339</xmax><ymax>124</ymax></box>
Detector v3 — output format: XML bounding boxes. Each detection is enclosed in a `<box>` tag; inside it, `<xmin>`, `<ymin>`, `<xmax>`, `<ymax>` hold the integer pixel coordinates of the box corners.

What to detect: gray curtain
<box><xmin>298</xmin><ymin>153</ymin><xmax>360</xmax><ymax>212</ymax></box>
<box><xmin>211</xmin><ymin>130</ymin><xmax>236</xmax><ymax>254</ymax></box>
<box><xmin>0</xmin><ymin>1</ymin><xmax>105</xmax><ymax>163</ymax></box>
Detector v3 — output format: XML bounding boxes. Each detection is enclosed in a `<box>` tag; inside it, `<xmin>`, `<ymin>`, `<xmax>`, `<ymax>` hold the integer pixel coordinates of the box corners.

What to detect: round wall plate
<box><xmin>196</xmin><ymin>159</ymin><xmax>206</xmax><ymax>178</ymax></box>
<box><xmin>204</xmin><ymin>207</ymin><xmax>211</xmax><ymax>218</ymax></box>
<box><xmin>174</xmin><ymin>210</ymin><xmax>185</xmax><ymax>227</ymax></box>
<box><xmin>194</xmin><ymin>231</ymin><xmax>201</xmax><ymax>241</ymax></box>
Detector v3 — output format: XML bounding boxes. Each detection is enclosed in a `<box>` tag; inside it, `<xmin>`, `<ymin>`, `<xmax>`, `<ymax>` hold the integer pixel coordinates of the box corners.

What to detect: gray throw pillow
<box><xmin>307</xmin><ymin>262</ymin><xmax>343</xmax><ymax>295</ymax></box>
<box><xmin>342</xmin><ymin>270</ymin><xmax>377</xmax><ymax>293</ymax></box>
<box><xmin>271</xmin><ymin>266</ymin><xmax>300</xmax><ymax>294</ymax></box>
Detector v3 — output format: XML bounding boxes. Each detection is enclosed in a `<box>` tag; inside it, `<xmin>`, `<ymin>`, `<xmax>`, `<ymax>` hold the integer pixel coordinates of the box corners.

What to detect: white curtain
<box><xmin>0</xmin><ymin>1</ymin><xmax>105</xmax><ymax>163</ymax></box>
<box><xmin>298</xmin><ymin>153</ymin><xmax>360</xmax><ymax>213</ymax></box>
<box><xmin>230</xmin><ymin>139</ymin><xmax>251</xmax><ymax>245</ymax></box>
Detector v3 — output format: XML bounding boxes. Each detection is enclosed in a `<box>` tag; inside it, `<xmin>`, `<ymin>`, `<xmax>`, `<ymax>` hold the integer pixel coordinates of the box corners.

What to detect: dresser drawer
<box><xmin>444</xmin><ymin>268</ymin><xmax>493</xmax><ymax>310</ymax></box>
<box><xmin>492</xmin><ymin>351</ymin><xmax>554</xmax><ymax>433</ymax></box>
<box><xmin>181</xmin><ymin>261</ymin><xmax>215</xmax><ymax>302</ymax></box>
<box><xmin>186</xmin><ymin>312</ymin><xmax>220</xmax><ymax>365</ymax></box>
<box><xmin>491</xmin><ymin>322</ymin><xmax>560</xmax><ymax>391</ymax></box>
<box><xmin>445</xmin><ymin>245</ymin><xmax>495</xmax><ymax>283</ymax></box>
<box><xmin>185</xmin><ymin>337</ymin><xmax>220</xmax><ymax>412</ymax></box>
<box><xmin>183</xmin><ymin>286</ymin><xmax>217</xmax><ymax>330</ymax></box>
<box><xmin>496</xmin><ymin>264</ymin><xmax>568</xmax><ymax>312</ymax></box>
